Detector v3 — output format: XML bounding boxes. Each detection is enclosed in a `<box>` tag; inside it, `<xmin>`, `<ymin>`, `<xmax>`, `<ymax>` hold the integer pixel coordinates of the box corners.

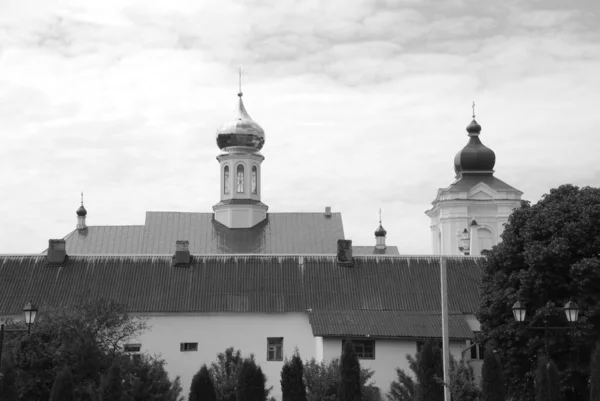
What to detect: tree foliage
<box><xmin>415</xmin><ymin>341</ymin><xmax>443</xmax><ymax>401</ymax></box>
<box><xmin>477</xmin><ymin>184</ymin><xmax>600</xmax><ymax>401</ymax></box>
<box><xmin>1</xmin><ymin>298</ymin><xmax>182</xmax><ymax>401</ymax></box>
<box><xmin>592</xmin><ymin>342</ymin><xmax>600</xmax><ymax>401</ymax></box>
<box><xmin>236</xmin><ymin>357</ymin><xmax>267</xmax><ymax>401</ymax></box>
<box><xmin>281</xmin><ymin>350</ymin><xmax>307</xmax><ymax>401</ymax></box>
<box><xmin>303</xmin><ymin>357</ymin><xmax>377</xmax><ymax>401</ymax></box>
<box><xmin>535</xmin><ymin>355</ymin><xmax>561</xmax><ymax>401</ymax></box>
<box><xmin>49</xmin><ymin>366</ymin><xmax>75</xmax><ymax>401</ymax></box>
<box><xmin>210</xmin><ymin>347</ymin><xmax>244</xmax><ymax>401</ymax></box>
<box><xmin>338</xmin><ymin>340</ymin><xmax>362</xmax><ymax>401</ymax></box>
<box><xmin>100</xmin><ymin>362</ymin><xmax>124</xmax><ymax>401</ymax></box>
<box><xmin>190</xmin><ymin>364</ymin><xmax>217</xmax><ymax>401</ymax></box>
<box><xmin>481</xmin><ymin>346</ymin><xmax>505</xmax><ymax>401</ymax></box>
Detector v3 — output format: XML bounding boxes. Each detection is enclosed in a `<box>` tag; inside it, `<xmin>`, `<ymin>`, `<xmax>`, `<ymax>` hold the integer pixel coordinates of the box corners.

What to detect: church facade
<box><xmin>0</xmin><ymin>91</ymin><xmax>521</xmax><ymax>399</ymax></box>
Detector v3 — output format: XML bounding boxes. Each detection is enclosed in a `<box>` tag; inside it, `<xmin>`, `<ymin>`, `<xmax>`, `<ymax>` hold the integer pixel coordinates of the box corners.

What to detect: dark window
<box><xmin>237</xmin><ymin>165</ymin><xmax>244</xmax><ymax>193</ymax></box>
<box><xmin>124</xmin><ymin>343</ymin><xmax>141</xmax><ymax>353</ymax></box>
<box><xmin>267</xmin><ymin>337</ymin><xmax>283</xmax><ymax>361</ymax></box>
<box><xmin>342</xmin><ymin>339</ymin><xmax>375</xmax><ymax>360</ymax></box>
<box><xmin>180</xmin><ymin>342</ymin><xmax>198</xmax><ymax>352</ymax></box>
<box><xmin>251</xmin><ymin>166</ymin><xmax>258</xmax><ymax>194</ymax></box>
<box><xmin>470</xmin><ymin>343</ymin><xmax>484</xmax><ymax>360</ymax></box>
<box><xmin>224</xmin><ymin>166</ymin><xmax>230</xmax><ymax>194</ymax></box>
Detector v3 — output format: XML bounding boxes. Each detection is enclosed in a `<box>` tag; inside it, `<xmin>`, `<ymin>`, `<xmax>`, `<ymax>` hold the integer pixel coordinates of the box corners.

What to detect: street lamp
<box><xmin>0</xmin><ymin>301</ymin><xmax>39</xmax><ymax>369</ymax></box>
<box><xmin>512</xmin><ymin>300</ymin><xmax>527</xmax><ymax>322</ymax></box>
<box><xmin>564</xmin><ymin>300</ymin><xmax>579</xmax><ymax>323</ymax></box>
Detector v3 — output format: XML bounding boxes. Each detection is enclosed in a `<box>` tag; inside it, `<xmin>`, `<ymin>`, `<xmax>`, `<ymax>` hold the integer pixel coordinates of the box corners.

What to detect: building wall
<box><xmin>322</xmin><ymin>337</ymin><xmax>465</xmax><ymax>399</ymax></box>
<box><xmin>135</xmin><ymin>313</ymin><xmax>315</xmax><ymax>401</ymax></box>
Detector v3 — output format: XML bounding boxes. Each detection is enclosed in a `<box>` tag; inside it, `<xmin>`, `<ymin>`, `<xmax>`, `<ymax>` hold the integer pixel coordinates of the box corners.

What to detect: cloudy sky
<box><xmin>0</xmin><ymin>0</ymin><xmax>599</xmax><ymax>254</ymax></box>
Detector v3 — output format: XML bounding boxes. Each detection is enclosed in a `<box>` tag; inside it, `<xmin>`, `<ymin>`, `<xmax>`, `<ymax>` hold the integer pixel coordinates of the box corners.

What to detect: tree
<box><xmin>478</xmin><ymin>184</ymin><xmax>600</xmax><ymax>401</ymax></box>
<box><xmin>481</xmin><ymin>346</ymin><xmax>506</xmax><ymax>401</ymax></box>
<box><xmin>190</xmin><ymin>364</ymin><xmax>217</xmax><ymax>401</ymax></box>
<box><xmin>416</xmin><ymin>341</ymin><xmax>443</xmax><ymax>401</ymax></box>
<box><xmin>338</xmin><ymin>340</ymin><xmax>361</xmax><ymax>401</ymax></box>
<box><xmin>121</xmin><ymin>354</ymin><xmax>184</xmax><ymax>401</ymax></box>
<box><xmin>281</xmin><ymin>350</ymin><xmax>307</xmax><ymax>401</ymax></box>
<box><xmin>387</xmin><ymin>354</ymin><xmax>418</xmax><ymax>401</ymax></box>
<box><xmin>100</xmin><ymin>361</ymin><xmax>124</xmax><ymax>401</ymax></box>
<box><xmin>303</xmin><ymin>357</ymin><xmax>377</xmax><ymax>401</ymax></box>
<box><xmin>592</xmin><ymin>342</ymin><xmax>600</xmax><ymax>401</ymax></box>
<box><xmin>447</xmin><ymin>358</ymin><xmax>480</xmax><ymax>401</ymax></box>
<box><xmin>50</xmin><ymin>366</ymin><xmax>75</xmax><ymax>401</ymax></box>
<box><xmin>210</xmin><ymin>347</ymin><xmax>244</xmax><ymax>401</ymax></box>
<box><xmin>236</xmin><ymin>357</ymin><xmax>266</xmax><ymax>401</ymax></box>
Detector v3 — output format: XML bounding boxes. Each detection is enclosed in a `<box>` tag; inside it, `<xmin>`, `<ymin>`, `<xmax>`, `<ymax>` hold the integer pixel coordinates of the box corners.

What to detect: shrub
<box><xmin>339</xmin><ymin>340</ymin><xmax>361</xmax><ymax>401</ymax></box>
<box><xmin>281</xmin><ymin>350</ymin><xmax>307</xmax><ymax>401</ymax></box>
<box><xmin>190</xmin><ymin>364</ymin><xmax>217</xmax><ymax>401</ymax></box>
<box><xmin>49</xmin><ymin>366</ymin><xmax>75</xmax><ymax>401</ymax></box>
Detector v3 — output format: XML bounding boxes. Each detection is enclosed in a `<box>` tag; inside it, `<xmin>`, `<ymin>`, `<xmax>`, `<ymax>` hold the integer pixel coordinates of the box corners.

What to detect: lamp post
<box><xmin>0</xmin><ymin>301</ymin><xmax>39</xmax><ymax>369</ymax></box>
<box><xmin>511</xmin><ymin>300</ymin><xmax>579</xmax><ymax>353</ymax></box>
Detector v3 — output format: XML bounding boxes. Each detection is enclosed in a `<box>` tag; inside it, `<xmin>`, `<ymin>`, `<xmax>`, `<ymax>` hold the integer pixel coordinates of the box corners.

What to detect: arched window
<box><xmin>478</xmin><ymin>228</ymin><xmax>494</xmax><ymax>252</ymax></box>
<box><xmin>223</xmin><ymin>166</ymin><xmax>230</xmax><ymax>194</ymax></box>
<box><xmin>251</xmin><ymin>166</ymin><xmax>258</xmax><ymax>194</ymax></box>
<box><xmin>236</xmin><ymin>165</ymin><xmax>244</xmax><ymax>193</ymax></box>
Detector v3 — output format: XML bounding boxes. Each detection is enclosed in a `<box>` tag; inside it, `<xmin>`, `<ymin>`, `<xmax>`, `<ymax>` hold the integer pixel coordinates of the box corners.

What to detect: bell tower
<box><xmin>213</xmin><ymin>72</ymin><xmax>268</xmax><ymax>229</ymax></box>
<box><xmin>425</xmin><ymin>104</ymin><xmax>523</xmax><ymax>255</ymax></box>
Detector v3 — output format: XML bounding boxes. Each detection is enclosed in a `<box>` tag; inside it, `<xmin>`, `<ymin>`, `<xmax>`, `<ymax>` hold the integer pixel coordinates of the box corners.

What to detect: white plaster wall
<box><xmin>135</xmin><ymin>313</ymin><xmax>315</xmax><ymax>401</ymax></box>
<box><xmin>322</xmin><ymin>338</ymin><xmax>464</xmax><ymax>399</ymax></box>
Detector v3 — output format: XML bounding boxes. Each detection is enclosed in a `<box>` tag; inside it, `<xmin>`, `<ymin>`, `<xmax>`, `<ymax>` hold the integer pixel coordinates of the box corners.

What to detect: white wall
<box><xmin>135</xmin><ymin>313</ymin><xmax>315</xmax><ymax>401</ymax></box>
<box><xmin>323</xmin><ymin>337</ymin><xmax>465</xmax><ymax>399</ymax></box>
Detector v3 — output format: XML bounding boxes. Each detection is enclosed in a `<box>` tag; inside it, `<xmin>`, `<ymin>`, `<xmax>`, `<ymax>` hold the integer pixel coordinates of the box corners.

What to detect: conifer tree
<box><xmin>100</xmin><ymin>361</ymin><xmax>124</xmax><ymax>401</ymax></box>
<box><xmin>237</xmin><ymin>357</ymin><xmax>266</xmax><ymax>401</ymax></box>
<box><xmin>190</xmin><ymin>364</ymin><xmax>217</xmax><ymax>401</ymax></box>
<box><xmin>338</xmin><ymin>340</ymin><xmax>361</xmax><ymax>401</ymax></box>
<box><xmin>281</xmin><ymin>350</ymin><xmax>307</xmax><ymax>401</ymax></box>
<box><xmin>546</xmin><ymin>359</ymin><xmax>560</xmax><ymax>401</ymax></box>
<box><xmin>535</xmin><ymin>355</ymin><xmax>550</xmax><ymax>401</ymax></box>
<box><xmin>481</xmin><ymin>346</ymin><xmax>506</xmax><ymax>401</ymax></box>
<box><xmin>591</xmin><ymin>341</ymin><xmax>600</xmax><ymax>401</ymax></box>
<box><xmin>416</xmin><ymin>341</ymin><xmax>443</xmax><ymax>401</ymax></box>
<box><xmin>49</xmin><ymin>366</ymin><xmax>74</xmax><ymax>401</ymax></box>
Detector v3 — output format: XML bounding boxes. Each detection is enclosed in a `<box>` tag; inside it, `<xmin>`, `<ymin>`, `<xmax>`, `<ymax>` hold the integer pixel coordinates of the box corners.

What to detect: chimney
<box><xmin>337</xmin><ymin>239</ymin><xmax>353</xmax><ymax>266</ymax></box>
<box><xmin>173</xmin><ymin>240</ymin><xmax>191</xmax><ymax>266</ymax></box>
<box><xmin>469</xmin><ymin>219</ymin><xmax>480</xmax><ymax>256</ymax></box>
<box><xmin>325</xmin><ymin>206</ymin><xmax>332</xmax><ymax>217</ymax></box>
<box><xmin>47</xmin><ymin>239</ymin><xmax>67</xmax><ymax>264</ymax></box>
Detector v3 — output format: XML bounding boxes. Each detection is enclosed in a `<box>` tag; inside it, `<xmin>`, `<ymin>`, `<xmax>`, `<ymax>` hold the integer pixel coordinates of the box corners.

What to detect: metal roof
<box><xmin>0</xmin><ymin>255</ymin><xmax>481</xmax><ymax>324</ymax></box>
<box><xmin>352</xmin><ymin>246</ymin><xmax>400</xmax><ymax>255</ymax></box>
<box><xmin>61</xmin><ymin>212</ymin><xmax>345</xmax><ymax>255</ymax></box>
<box><xmin>309</xmin><ymin>310</ymin><xmax>474</xmax><ymax>339</ymax></box>
<box><xmin>446</xmin><ymin>174</ymin><xmax>521</xmax><ymax>193</ymax></box>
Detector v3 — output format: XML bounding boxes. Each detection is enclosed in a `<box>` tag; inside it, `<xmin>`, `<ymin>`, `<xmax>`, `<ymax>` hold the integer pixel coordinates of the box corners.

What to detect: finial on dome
<box><xmin>76</xmin><ymin>192</ymin><xmax>87</xmax><ymax>217</ymax></box>
<box><xmin>466</xmin><ymin>101</ymin><xmax>481</xmax><ymax>136</ymax></box>
<box><xmin>238</xmin><ymin>66</ymin><xmax>243</xmax><ymax>98</ymax></box>
<box><xmin>375</xmin><ymin>209</ymin><xmax>387</xmax><ymax>238</ymax></box>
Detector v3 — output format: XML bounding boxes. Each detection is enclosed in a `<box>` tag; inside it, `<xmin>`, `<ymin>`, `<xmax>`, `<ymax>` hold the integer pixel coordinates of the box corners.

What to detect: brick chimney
<box><xmin>173</xmin><ymin>240</ymin><xmax>191</xmax><ymax>266</ymax></box>
<box><xmin>47</xmin><ymin>239</ymin><xmax>67</xmax><ymax>264</ymax></box>
<box><xmin>337</xmin><ymin>239</ymin><xmax>353</xmax><ymax>266</ymax></box>
<box><xmin>325</xmin><ymin>206</ymin><xmax>332</xmax><ymax>217</ymax></box>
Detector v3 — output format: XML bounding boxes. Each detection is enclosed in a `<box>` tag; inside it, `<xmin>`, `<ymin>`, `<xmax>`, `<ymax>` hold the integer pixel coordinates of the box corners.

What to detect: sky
<box><xmin>0</xmin><ymin>0</ymin><xmax>599</xmax><ymax>254</ymax></box>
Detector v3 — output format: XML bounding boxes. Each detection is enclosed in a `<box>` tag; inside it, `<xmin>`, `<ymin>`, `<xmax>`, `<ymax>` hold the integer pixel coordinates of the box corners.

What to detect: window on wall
<box><xmin>251</xmin><ymin>166</ymin><xmax>258</xmax><ymax>194</ymax></box>
<box><xmin>470</xmin><ymin>342</ymin><xmax>484</xmax><ymax>360</ymax></box>
<box><xmin>180</xmin><ymin>342</ymin><xmax>198</xmax><ymax>352</ymax></box>
<box><xmin>342</xmin><ymin>339</ymin><xmax>375</xmax><ymax>360</ymax></box>
<box><xmin>124</xmin><ymin>344</ymin><xmax>141</xmax><ymax>353</ymax></box>
<box><xmin>478</xmin><ymin>228</ymin><xmax>494</xmax><ymax>252</ymax></box>
<box><xmin>237</xmin><ymin>165</ymin><xmax>244</xmax><ymax>193</ymax></box>
<box><xmin>267</xmin><ymin>337</ymin><xmax>283</xmax><ymax>361</ymax></box>
<box><xmin>224</xmin><ymin>166</ymin><xmax>230</xmax><ymax>194</ymax></box>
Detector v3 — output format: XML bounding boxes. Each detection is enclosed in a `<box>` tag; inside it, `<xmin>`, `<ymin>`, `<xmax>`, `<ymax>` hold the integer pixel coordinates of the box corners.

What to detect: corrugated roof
<box><xmin>352</xmin><ymin>246</ymin><xmax>400</xmax><ymax>255</ymax></box>
<box><xmin>309</xmin><ymin>310</ymin><xmax>474</xmax><ymax>339</ymax></box>
<box><xmin>59</xmin><ymin>213</ymin><xmax>345</xmax><ymax>255</ymax></box>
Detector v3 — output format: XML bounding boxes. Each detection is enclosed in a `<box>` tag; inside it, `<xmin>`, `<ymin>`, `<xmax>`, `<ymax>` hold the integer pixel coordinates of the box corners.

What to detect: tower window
<box><xmin>224</xmin><ymin>165</ymin><xmax>230</xmax><ymax>194</ymax></box>
<box><xmin>237</xmin><ymin>165</ymin><xmax>244</xmax><ymax>193</ymax></box>
<box><xmin>252</xmin><ymin>166</ymin><xmax>258</xmax><ymax>194</ymax></box>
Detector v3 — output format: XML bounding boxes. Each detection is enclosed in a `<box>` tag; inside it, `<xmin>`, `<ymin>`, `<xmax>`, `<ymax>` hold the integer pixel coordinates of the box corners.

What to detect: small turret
<box><xmin>374</xmin><ymin>209</ymin><xmax>387</xmax><ymax>250</ymax></box>
<box><xmin>76</xmin><ymin>192</ymin><xmax>87</xmax><ymax>230</ymax></box>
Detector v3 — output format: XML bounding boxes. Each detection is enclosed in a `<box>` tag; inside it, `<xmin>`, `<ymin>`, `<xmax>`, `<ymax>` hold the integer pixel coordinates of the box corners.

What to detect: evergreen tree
<box><xmin>338</xmin><ymin>340</ymin><xmax>361</xmax><ymax>401</ymax></box>
<box><xmin>49</xmin><ymin>366</ymin><xmax>75</xmax><ymax>401</ymax></box>
<box><xmin>546</xmin><ymin>359</ymin><xmax>561</xmax><ymax>401</ymax></box>
<box><xmin>281</xmin><ymin>350</ymin><xmax>307</xmax><ymax>401</ymax></box>
<box><xmin>190</xmin><ymin>364</ymin><xmax>216</xmax><ymax>401</ymax></box>
<box><xmin>481</xmin><ymin>346</ymin><xmax>506</xmax><ymax>401</ymax></box>
<box><xmin>237</xmin><ymin>357</ymin><xmax>266</xmax><ymax>401</ymax></box>
<box><xmin>591</xmin><ymin>342</ymin><xmax>600</xmax><ymax>401</ymax></box>
<box><xmin>535</xmin><ymin>355</ymin><xmax>550</xmax><ymax>401</ymax></box>
<box><xmin>100</xmin><ymin>361</ymin><xmax>124</xmax><ymax>401</ymax></box>
<box><xmin>416</xmin><ymin>341</ymin><xmax>443</xmax><ymax>401</ymax></box>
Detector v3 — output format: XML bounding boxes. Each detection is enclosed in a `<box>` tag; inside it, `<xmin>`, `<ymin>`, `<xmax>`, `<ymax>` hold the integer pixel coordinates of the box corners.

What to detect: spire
<box><xmin>76</xmin><ymin>191</ymin><xmax>87</xmax><ymax>230</ymax></box>
<box><xmin>374</xmin><ymin>209</ymin><xmax>387</xmax><ymax>249</ymax></box>
<box><xmin>238</xmin><ymin>66</ymin><xmax>243</xmax><ymax>97</ymax></box>
<box><xmin>466</xmin><ymin>101</ymin><xmax>482</xmax><ymax>136</ymax></box>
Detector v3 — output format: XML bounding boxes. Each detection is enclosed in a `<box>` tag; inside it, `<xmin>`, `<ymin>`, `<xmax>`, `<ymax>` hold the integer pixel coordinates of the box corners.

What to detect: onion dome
<box><xmin>216</xmin><ymin>93</ymin><xmax>265</xmax><ymax>151</ymax></box>
<box><xmin>76</xmin><ymin>204</ymin><xmax>87</xmax><ymax>217</ymax></box>
<box><xmin>375</xmin><ymin>224</ymin><xmax>387</xmax><ymax>237</ymax></box>
<box><xmin>454</xmin><ymin>117</ymin><xmax>495</xmax><ymax>175</ymax></box>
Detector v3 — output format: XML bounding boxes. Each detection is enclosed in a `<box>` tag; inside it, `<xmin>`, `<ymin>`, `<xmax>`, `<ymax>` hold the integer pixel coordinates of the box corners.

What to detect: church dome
<box><xmin>375</xmin><ymin>224</ymin><xmax>387</xmax><ymax>237</ymax></box>
<box><xmin>76</xmin><ymin>204</ymin><xmax>87</xmax><ymax>217</ymax></box>
<box><xmin>216</xmin><ymin>93</ymin><xmax>265</xmax><ymax>151</ymax></box>
<box><xmin>454</xmin><ymin>118</ymin><xmax>495</xmax><ymax>175</ymax></box>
